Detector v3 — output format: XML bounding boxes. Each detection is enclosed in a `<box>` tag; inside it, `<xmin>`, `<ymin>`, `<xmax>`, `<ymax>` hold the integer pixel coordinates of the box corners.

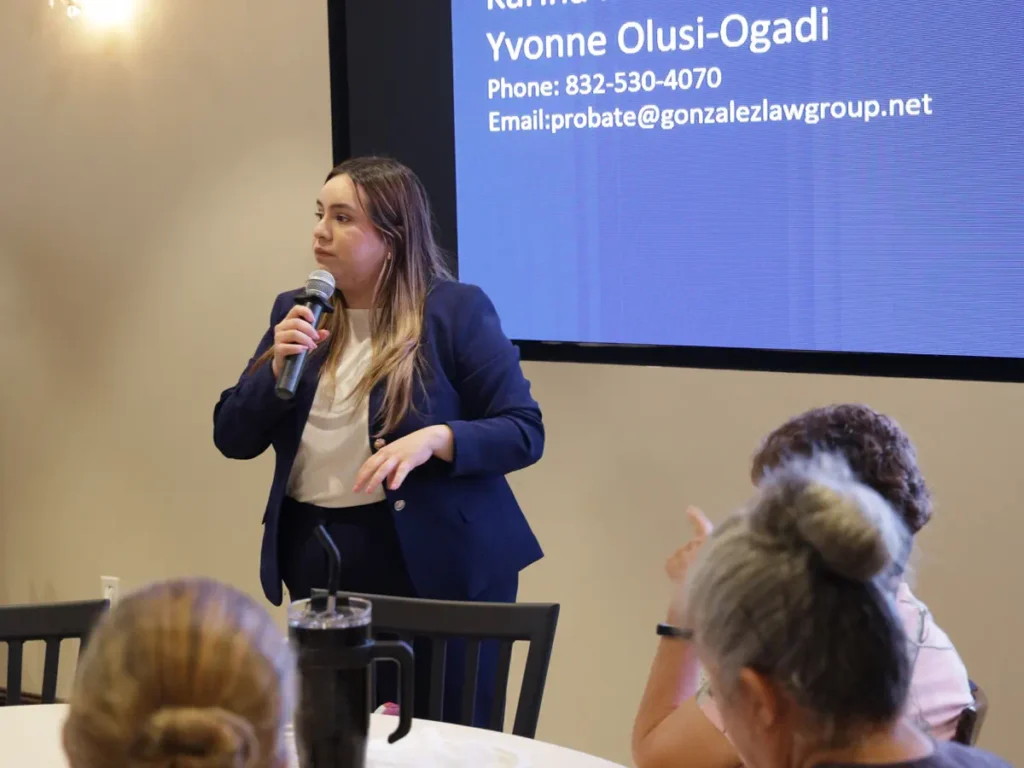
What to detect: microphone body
<box><xmin>275</xmin><ymin>270</ymin><xmax>336</xmax><ymax>400</ymax></box>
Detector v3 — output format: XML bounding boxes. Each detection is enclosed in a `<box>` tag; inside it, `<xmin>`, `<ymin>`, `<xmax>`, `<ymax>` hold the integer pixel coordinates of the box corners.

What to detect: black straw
<box><xmin>314</xmin><ymin>524</ymin><xmax>342</xmax><ymax>613</ymax></box>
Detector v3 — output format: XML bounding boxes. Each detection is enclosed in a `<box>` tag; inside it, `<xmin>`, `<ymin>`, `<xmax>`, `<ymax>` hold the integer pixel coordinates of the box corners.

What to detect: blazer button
<box><xmin>373</xmin><ymin>438</ymin><xmax>386</xmax><ymax>451</ymax></box>
<box><xmin>393</xmin><ymin>500</ymin><xmax>406</xmax><ymax>512</ymax></box>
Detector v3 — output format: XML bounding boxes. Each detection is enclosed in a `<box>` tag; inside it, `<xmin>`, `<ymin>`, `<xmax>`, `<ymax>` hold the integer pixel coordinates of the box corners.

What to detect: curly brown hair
<box><xmin>751</xmin><ymin>404</ymin><xmax>932</xmax><ymax>534</ymax></box>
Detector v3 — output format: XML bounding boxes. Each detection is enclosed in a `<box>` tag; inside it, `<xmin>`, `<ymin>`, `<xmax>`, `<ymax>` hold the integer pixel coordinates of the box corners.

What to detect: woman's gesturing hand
<box><xmin>665</xmin><ymin>507</ymin><xmax>714</xmax><ymax>585</ymax></box>
<box><xmin>353</xmin><ymin>426</ymin><xmax>455</xmax><ymax>493</ymax></box>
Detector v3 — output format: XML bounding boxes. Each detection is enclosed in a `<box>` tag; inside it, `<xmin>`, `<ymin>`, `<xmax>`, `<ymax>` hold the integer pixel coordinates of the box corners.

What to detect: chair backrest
<box><xmin>0</xmin><ymin>599</ymin><xmax>110</xmax><ymax>705</ymax></box>
<box><xmin>953</xmin><ymin>680</ymin><xmax>988</xmax><ymax>746</ymax></box>
<box><xmin>337</xmin><ymin>591</ymin><xmax>559</xmax><ymax>738</ymax></box>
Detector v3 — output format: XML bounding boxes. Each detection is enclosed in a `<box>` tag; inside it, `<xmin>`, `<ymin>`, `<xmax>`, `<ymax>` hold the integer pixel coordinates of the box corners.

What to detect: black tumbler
<box><xmin>289</xmin><ymin>593</ymin><xmax>413</xmax><ymax>767</ymax></box>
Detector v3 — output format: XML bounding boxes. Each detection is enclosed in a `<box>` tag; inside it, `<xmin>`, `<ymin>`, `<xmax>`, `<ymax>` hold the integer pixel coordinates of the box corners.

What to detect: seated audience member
<box><xmin>63</xmin><ymin>578</ymin><xmax>296</xmax><ymax>768</ymax></box>
<box><xmin>637</xmin><ymin>456</ymin><xmax>1008</xmax><ymax>768</ymax></box>
<box><xmin>633</xmin><ymin>405</ymin><xmax>973</xmax><ymax>768</ymax></box>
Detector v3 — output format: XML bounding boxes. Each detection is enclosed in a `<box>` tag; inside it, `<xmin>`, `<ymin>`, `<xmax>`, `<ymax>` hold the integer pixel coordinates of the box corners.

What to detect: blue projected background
<box><xmin>451</xmin><ymin>0</ymin><xmax>1024</xmax><ymax>357</ymax></box>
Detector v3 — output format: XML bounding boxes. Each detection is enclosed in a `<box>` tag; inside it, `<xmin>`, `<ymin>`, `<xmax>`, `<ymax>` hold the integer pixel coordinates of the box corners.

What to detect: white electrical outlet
<box><xmin>101</xmin><ymin>576</ymin><xmax>120</xmax><ymax>604</ymax></box>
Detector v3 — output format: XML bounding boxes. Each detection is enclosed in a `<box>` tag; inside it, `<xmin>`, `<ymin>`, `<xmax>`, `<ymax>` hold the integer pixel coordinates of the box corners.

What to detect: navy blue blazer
<box><xmin>214</xmin><ymin>280</ymin><xmax>544</xmax><ymax>606</ymax></box>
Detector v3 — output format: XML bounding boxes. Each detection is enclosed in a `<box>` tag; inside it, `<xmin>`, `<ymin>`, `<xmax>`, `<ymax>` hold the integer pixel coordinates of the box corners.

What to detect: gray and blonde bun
<box><xmin>683</xmin><ymin>454</ymin><xmax>913</xmax><ymax>745</ymax></box>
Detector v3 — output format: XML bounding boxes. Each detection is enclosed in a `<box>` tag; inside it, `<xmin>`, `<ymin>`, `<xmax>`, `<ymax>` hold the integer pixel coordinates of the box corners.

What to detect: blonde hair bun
<box><xmin>129</xmin><ymin>707</ymin><xmax>258</xmax><ymax>768</ymax></box>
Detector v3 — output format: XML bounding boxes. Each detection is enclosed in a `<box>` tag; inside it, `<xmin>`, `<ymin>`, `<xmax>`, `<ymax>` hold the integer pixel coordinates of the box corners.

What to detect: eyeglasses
<box><xmin>656</xmin><ymin>623</ymin><xmax>694</xmax><ymax>641</ymax></box>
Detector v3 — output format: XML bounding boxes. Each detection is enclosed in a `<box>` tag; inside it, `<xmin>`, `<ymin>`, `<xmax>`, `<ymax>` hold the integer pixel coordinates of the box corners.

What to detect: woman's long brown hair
<box><xmin>252</xmin><ymin>156</ymin><xmax>452</xmax><ymax>434</ymax></box>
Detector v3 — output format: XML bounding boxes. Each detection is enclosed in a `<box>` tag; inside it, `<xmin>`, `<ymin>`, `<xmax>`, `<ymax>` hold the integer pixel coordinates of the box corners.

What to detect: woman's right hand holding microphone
<box><xmin>271</xmin><ymin>305</ymin><xmax>330</xmax><ymax>378</ymax></box>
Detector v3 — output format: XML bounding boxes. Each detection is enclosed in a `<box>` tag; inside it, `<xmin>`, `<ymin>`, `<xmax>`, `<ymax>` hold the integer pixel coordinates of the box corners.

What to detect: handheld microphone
<box><xmin>275</xmin><ymin>269</ymin><xmax>336</xmax><ymax>400</ymax></box>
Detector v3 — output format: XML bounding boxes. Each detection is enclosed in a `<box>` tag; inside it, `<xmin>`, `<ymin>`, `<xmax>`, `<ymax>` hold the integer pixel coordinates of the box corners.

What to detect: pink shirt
<box><xmin>697</xmin><ymin>582</ymin><xmax>973</xmax><ymax>741</ymax></box>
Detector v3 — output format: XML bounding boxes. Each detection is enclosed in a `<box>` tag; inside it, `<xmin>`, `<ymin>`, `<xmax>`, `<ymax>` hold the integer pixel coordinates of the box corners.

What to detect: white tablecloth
<box><xmin>0</xmin><ymin>704</ymin><xmax>626</xmax><ymax>768</ymax></box>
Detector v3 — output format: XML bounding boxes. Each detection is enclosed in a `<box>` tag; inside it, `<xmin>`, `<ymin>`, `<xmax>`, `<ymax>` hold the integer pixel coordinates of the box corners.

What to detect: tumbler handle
<box><xmin>368</xmin><ymin>640</ymin><xmax>414</xmax><ymax>743</ymax></box>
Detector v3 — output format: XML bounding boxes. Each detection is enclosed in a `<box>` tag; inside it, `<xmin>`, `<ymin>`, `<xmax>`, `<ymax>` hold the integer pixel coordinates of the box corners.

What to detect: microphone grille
<box><xmin>304</xmin><ymin>269</ymin><xmax>336</xmax><ymax>303</ymax></box>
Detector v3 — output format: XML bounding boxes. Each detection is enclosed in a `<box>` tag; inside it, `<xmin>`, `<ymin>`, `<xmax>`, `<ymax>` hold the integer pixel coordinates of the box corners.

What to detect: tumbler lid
<box><xmin>287</xmin><ymin>594</ymin><xmax>372</xmax><ymax>630</ymax></box>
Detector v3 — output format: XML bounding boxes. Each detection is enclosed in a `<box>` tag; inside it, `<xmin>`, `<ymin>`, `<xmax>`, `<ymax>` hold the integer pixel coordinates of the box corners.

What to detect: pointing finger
<box><xmin>686</xmin><ymin>506</ymin><xmax>714</xmax><ymax>538</ymax></box>
<box><xmin>353</xmin><ymin>453</ymin><xmax>385</xmax><ymax>492</ymax></box>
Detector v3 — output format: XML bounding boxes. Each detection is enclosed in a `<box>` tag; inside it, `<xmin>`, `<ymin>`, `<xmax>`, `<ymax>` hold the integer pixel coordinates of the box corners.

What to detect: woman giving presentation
<box><xmin>213</xmin><ymin>156</ymin><xmax>545</xmax><ymax>725</ymax></box>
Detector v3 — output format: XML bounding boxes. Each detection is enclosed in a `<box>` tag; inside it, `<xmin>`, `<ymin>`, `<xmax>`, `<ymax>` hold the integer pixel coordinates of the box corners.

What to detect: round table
<box><xmin>0</xmin><ymin>704</ymin><xmax>625</xmax><ymax>767</ymax></box>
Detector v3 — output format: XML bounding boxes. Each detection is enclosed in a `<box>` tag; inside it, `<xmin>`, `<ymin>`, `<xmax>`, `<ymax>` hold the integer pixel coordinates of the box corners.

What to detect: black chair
<box><xmin>953</xmin><ymin>680</ymin><xmax>988</xmax><ymax>746</ymax></box>
<box><xmin>340</xmin><ymin>592</ymin><xmax>559</xmax><ymax>738</ymax></box>
<box><xmin>0</xmin><ymin>599</ymin><xmax>109</xmax><ymax>705</ymax></box>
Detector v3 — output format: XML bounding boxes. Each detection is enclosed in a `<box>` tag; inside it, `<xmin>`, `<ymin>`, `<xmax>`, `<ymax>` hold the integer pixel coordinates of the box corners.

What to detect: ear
<box><xmin>737</xmin><ymin>667</ymin><xmax>783</xmax><ymax>730</ymax></box>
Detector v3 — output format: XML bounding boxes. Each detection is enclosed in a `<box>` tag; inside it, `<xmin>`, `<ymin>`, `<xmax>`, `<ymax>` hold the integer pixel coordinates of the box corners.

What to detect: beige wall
<box><xmin>0</xmin><ymin>1</ymin><xmax>1019</xmax><ymax>765</ymax></box>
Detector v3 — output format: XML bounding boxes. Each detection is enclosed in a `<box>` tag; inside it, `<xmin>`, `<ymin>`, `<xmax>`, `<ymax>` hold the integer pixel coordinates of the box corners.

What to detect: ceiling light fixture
<box><xmin>49</xmin><ymin>0</ymin><xmax>137</xmax><ymax>29</ymax></box>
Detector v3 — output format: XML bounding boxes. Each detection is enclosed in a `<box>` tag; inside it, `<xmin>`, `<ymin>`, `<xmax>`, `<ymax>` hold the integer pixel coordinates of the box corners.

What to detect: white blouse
<box><xmin>286</xmin><ymin>309</ymin><xmax>386</xmax><ymax>508</ymax></box>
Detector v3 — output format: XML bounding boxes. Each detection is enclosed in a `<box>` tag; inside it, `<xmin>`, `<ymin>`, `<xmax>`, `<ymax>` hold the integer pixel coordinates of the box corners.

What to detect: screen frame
<box><xmin>332</xmin><ymin>0</ymin><xmax>1024</xmax><ymax>384</ymax></box>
